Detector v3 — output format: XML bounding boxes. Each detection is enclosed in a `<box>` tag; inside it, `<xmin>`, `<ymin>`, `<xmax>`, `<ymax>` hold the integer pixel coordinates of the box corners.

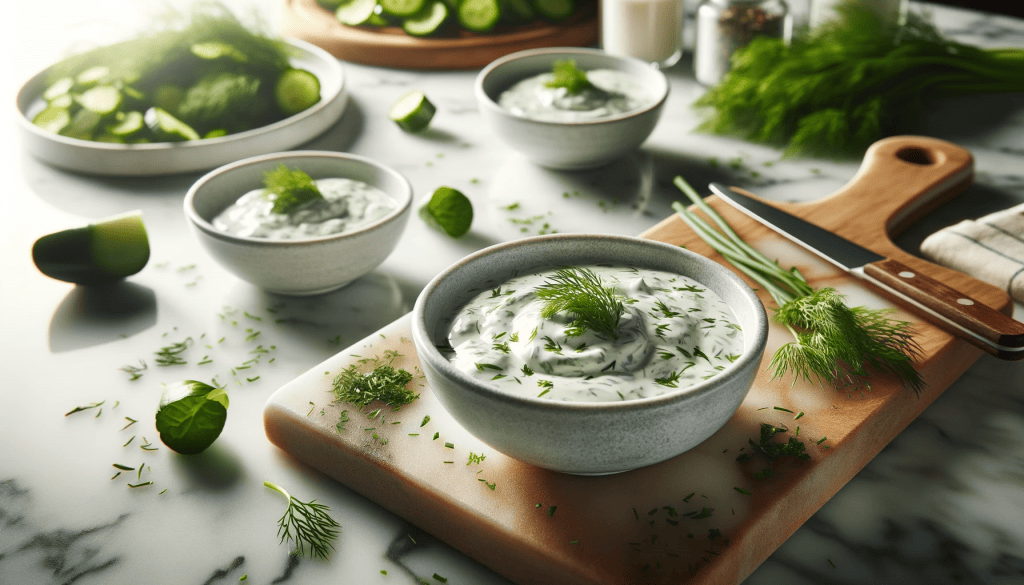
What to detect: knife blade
<box><xmin>708</xmin><ymin>183</ymin><xmax>1024</xmax><ymax>360</ymax></box>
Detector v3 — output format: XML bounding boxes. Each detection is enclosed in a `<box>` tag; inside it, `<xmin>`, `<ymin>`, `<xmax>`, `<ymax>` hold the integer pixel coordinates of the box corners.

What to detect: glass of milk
<box><xmin>601</xmin><ymin>0</ymin><xmax>685</xmax><ymax>69</ymax></box>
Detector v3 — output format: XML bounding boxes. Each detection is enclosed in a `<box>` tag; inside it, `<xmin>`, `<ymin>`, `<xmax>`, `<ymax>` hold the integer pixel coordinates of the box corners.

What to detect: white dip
<box><xmin>497</xmin><ymin>69</ymin><xmax>652</xmax><ymax>122</ymax></box>
<box><xmin>444</xmin><ymin>265</ymin><xmax>744</xmax><ymax>403</ymax></box>
<box><xmin>213</xmin><ymin>178</ymin><xmax>396</xmax><ymax>240</ymax></box>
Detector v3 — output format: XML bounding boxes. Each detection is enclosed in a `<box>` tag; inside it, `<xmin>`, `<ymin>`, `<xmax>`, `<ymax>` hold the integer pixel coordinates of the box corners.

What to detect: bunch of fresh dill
<box><xmin>694</xmin><ymin>1</ymin><xmax>1024</xmax><ymax>157</ymax></box>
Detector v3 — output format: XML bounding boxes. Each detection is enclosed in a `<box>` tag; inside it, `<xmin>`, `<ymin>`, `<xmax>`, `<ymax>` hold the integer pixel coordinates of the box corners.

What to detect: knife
<box><xmin>708</xmin><ymin>183</ymin><xmax>1024</xmax><ymax>361</ymax></box>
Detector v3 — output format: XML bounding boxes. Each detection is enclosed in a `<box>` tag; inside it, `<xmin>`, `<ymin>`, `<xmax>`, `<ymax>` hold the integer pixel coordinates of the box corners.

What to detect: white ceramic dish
<box><xmin>15</xmin><ymin>38</ymin><xmax>346</xmax><ymax>177</ymax></box>
<box><xmin>411</xmin><ymin>234</ymin><xmax>768</xmax><ymax>475</ymax></box>
<box><xmin>475</xmin><ymin>47</ymin><xmax>669</xmax><ymax>170</ymax></box>
<box><xmin>184</xmin><ymin>151</ymin><xmax>412</xmax><ymax>296</ymax></box>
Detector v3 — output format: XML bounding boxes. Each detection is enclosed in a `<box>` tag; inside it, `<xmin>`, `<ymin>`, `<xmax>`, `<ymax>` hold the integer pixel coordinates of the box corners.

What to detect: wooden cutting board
<box><xmin>263</xmin><ymin>136</ymin><xmax>1015</xmax><ymax>584</ymax></box>
<box><xmin>279</xmin><ymin>0</ymin><xmax>599</xmax><ymax>70</ymax></box>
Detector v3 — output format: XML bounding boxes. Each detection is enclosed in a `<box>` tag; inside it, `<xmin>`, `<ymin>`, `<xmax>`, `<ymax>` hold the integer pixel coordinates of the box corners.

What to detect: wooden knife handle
<box><xmin>863</xmin><ymin>259</ymin><xmax>1024</xmax><ymax>359</ymax></box>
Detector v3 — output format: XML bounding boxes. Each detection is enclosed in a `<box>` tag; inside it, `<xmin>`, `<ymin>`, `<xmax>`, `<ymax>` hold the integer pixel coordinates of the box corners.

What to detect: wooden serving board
<box><xmin>263</xmin><ymin>136</ymin><xmax>1015</xmax><ymax>584</ymax></box>
<box><xmin>280</xmin><ymin>0</ymin><xmax>599</xmax><ymax>70</ymax></box>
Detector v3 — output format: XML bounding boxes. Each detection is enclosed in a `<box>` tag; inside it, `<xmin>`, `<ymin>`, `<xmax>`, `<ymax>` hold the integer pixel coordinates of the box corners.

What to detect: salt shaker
<box><xmin>694</xmin><ymin>0</ymin><xmax>792</xmax><ymax>86</ymax></box>
<box><xmin>601</xmin><ymin>0</ymin><xmax>685</xmax><ymax>69</ymax></box>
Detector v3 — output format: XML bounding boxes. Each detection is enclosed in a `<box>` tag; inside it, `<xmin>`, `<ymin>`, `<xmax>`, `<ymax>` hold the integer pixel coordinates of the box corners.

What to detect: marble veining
<box><xmin>1</xmin><ymin>1</ymin><xmax>1023</xmax><ymax>584</ymax></box>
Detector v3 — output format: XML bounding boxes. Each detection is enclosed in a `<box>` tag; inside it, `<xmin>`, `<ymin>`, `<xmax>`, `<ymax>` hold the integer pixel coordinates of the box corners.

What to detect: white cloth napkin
<box><xmin>920</xmin><ymin>203</ymin><xmax>1024</xmax><ymax>303</ymax></box>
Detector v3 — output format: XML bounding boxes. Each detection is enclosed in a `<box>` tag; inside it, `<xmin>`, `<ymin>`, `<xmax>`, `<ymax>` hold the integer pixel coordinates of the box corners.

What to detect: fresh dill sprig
<box><xmin>535</xmin><ymin>267</ymin><xmax>624</xmax><ymax>340</ymax></box>
<box><xmin>264</xmin><ymin>481</ymin><xmax>340</xmax><ymax>560</ymax></box>
<box><xmin>263</xmin><ymin>164</ymin><xmax>324</xmax><ymax>215</ymax></box>
<box><xmin>672</xmin><ymin>176</ymin><xmax>923</xmax><ymax>392</ymax></box>
<box><xmin>545</xmin><ymin>60</ymin><xmax>593</xmax><ymax>95</ymax></box>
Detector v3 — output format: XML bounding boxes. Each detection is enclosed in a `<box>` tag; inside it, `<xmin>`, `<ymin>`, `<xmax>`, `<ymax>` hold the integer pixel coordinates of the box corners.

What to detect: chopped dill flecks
<box><xmin>332</xmin><ymin>354</ymin><xmax>417</xmax><ymax>408</ymax></box>
<box><xmin>155</xmin><ymin>338</ymin><xmax>192</xmax><ymax>366</ymax></box>
<box><xmin>733</xmin><ymin>487</ymin><xmax>752</xmax><ymax>495</ymax></box>
<box><xmin>548</xmin><ymin>506</ymin><xmax>557</xmax><ymax>517</ymax></box>
<box><xmin>467</xmin><ymin>452</ymin><xmax>486</xmax><ymax>465</ymax></box>
<box><xmin>119</xmin><ymin>360</ymin><xmax>147</xmax><ymax>380</ymax></box>
<box><xmin>433</xmin><ymin>432</ymin><xmax>439</xmax><ymax>440</ymax></box>
<box><xmin>420</xmin><ymin>415</ymin><xmax>431</xmax><ymax>427</ymax></box>
<box><xmin>432</xmin><ymin>573</ymin><xmax>448</xmax><ymax>583</ymax></box>
<box><xmin>444</xmin><ymin>442</ymin><xmax>454</xmax><ymax>449</ymax></box>
<box><xmin>65</xmin><ymin>401</ymin><xmax>105</xmax><ymax>416</ymax></box>
<box><xmin>336</xmin><ymin>410</ymin><xmax>349</xmax><ymax>432</ymax></box>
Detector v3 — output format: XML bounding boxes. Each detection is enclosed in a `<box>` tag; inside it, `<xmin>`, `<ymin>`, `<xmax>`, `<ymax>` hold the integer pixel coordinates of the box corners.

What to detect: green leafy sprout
<box><xmin>264</xmin><ymin>481</ymin><xmax>340</xmax><ymax>560</ymax></box>
<box><xmin>545</xmin><ymin>60</ymin><xmax>593</xmax><ymax>95</ymax></box>
<box><xmin>263</xmin><ymin>164</ymin><xmax>324</xmax><ymax>215</ymax></box>
<box><xmin>535</xmin><ymin>267</ymin><xmax>624</xmax><ymax>341</ymax></box>
<box><xmin>671</xmin><ymin>177</ymin><xmax>923</xmax><ymax>392</ymax></box>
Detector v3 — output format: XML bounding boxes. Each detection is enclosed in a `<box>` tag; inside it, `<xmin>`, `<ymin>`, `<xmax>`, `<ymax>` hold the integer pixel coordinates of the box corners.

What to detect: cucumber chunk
<box><xmin>533</xmin><ymin>0</ymin><xmax>573</xmax><ymax>20</ymax></box>
<box><xmin>32</xmin><ymin>210</ymin><xmax>150</xmax><ymax>285</ymax></box>
<box><xmin>107</xmin><ymin>111</ymin><xmax>145</xmax><ymax>137</ymax></box>
<box><xmin>145</xmin><ymin>107</ymin><xmax>201</xmax><ymax>141</ymax></box>
<box><xmin>381</xmin><ymin>0</ymin><xmax>426</xmax><ymax>18</ymax></box>
<box><xmin>336</xmin><ymin>0</ymin><xmax>379</xmax><ymax>25</ymax></box>
<box><xmin>32</xmin><ymin>106</ymin><xmax>72</xmax><ymax>134</ymax></box>
<box><xmin>190</xmin><ymin>41</ymin><xmax>247</xmax><ymax>62</ymax></box>
<box><xmin>275</xmin><ymin>68</ymin><xmax>321</xmax><ymax>116</ymax></box>
<box><xmin>457</xmin><ymin>0</ymin><xmax>501</xmax><ymax>32</ymax></box>
<box><xmin>403</xmin><ymin>1</ymin><xmax>449</xmax><ymax>36</ymax></box>
<box><xmin>43</xmin><ymin>77</ymin><xmax>74</xmax><ymax>102</ymax></box>
<box><xmin>389</xmin><ymin>90</ymin><xmax>436</xmax><ymax>132</ymax></box>
<box><xmin>77</xmin><ymin>85</ymin><xmax>122</xmax><ymax>115</ymax></box>
<box><xmin>75</xmin><ymin>66</ymin><xmax>110</xmax><ymax>87</ymax></box>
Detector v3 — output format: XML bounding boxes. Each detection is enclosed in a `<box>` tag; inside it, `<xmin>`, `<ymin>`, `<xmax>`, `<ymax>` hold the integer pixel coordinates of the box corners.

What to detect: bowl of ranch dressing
<box><xmin>185</xmin><ymin>151</ymin><xmax>412</xmax><ymax>296</ymax></box>
<box><xmin>475</xmin><ymin>48</ymin><xmax>670</xmax><ymax>170</ymax></box>
<box><xmin>412</xmin><ymin>234</ymin><xmax>768</xmax><ymax>475</ymax></box>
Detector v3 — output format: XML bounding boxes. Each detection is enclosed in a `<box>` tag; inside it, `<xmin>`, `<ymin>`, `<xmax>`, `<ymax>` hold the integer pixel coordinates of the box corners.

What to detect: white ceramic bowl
<box><xmin>411</xmin><ymin>234</ymin><xmax>768</xmax><ymax>475</ymax></box>
<box><xmin>16</xmin><ymin>38</ymin><xmax>346</xmax><ymax>176</ymax></box>
<box><xmin>185</xmin><ymin>151</ymin><xmax>412</xmax><ymax>296</ymax></box>
<box><xmin>475</xmin><ymin>48</ymin><xmax>669</xmax><ymax>170</ymax></box>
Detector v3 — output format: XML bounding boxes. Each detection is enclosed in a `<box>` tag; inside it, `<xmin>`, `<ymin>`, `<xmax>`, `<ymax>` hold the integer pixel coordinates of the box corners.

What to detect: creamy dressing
<box><xmin>213</xmin><ymin>178</ymin><xmax>396</xmax><ymax>239</ymax></box>
<box><xmin>444</xmin><ymin>265</ymin><xmax>744</xmax><ymax>403</ymax></box>
<box><xmin>497</xmin><ymin>69</ymin><xmax>653</xmax><ymax>122</ymax></box>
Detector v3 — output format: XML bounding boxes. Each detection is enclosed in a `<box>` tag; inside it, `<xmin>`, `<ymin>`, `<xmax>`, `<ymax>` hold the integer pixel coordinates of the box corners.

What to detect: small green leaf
<box><xmin>155</xmin><ymin>380</ymin><xmax>229</xmax><ymax>455</ymax></box>
<box><xmin>420</xmin><ymin>187</ymin><xmax>473</xmax><ymax>238</ymax></box>
<box><xmin>545</xmin><ymin>60</ymin><xmax>592</xmax><ymax>95</ymax></box>
<box><xmin>263</xmin><ymin>164</ymin><xmax>324</xmax><ymax>215</ymax></box>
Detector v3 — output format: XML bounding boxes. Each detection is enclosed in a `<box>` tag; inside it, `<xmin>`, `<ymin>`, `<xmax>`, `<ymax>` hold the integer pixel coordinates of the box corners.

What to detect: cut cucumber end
<box><xmin>275</xmin><ymin>68</ymin><xmax>322</xmax><ymax>116</ymax></box>
<box><xmin>458</xmin><ymin>0</ymin><xmax>501</xmax><ymax>32</ymax></box>
<box><xmin>403</xmin><ymin>1</ymin><xmax>450</xmax><ymax>36</ymax></box>
<box><xmin>336</xmin><ymin>0</ymin><xmax>379</xmax><ymax>25</ymax></box>
<box><xmin>389</xmin><ymin>90</ymin><xmax>436</xmax><ymax>132</ymax></box>
<box><xmin>145</xmin><ymin>107</ymin><xmax>201</xmax><ymax>141</ymax></box>
<box><xmin>32</xmin><ymin>210</ymin><xmax>150</xmax><ymax>285</ymax></box>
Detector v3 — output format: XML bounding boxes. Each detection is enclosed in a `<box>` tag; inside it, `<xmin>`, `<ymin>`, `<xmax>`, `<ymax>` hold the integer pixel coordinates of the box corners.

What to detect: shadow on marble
<box><xmin>407</xmin><ymin>127</ymin><xmax>462</xmax><ymax>144</ymax></box>
<box><xmin>48</xmin><ymin>281</ymin><xmax>157</xmax><ymax>353</ymax></box>
<box><xmin>298</xmin><ymin>95</ymin><xmax>364</xmax><ymax>153</ymax></box>
<box><xmin>170</xmin><ymin>442</ymin><xmax>245</xmax><ymax>491</ymax></box>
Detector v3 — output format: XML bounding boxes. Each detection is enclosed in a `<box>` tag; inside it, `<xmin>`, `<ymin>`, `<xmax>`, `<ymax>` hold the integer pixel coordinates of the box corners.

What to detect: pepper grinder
<box><xmin>693</xmin><ymin>0</ymin><xmax>792</xmax><ymax>86</ymax></box>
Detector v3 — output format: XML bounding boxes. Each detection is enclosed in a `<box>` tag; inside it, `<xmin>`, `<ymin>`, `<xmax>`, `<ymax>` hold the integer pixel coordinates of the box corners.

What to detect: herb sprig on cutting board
<box><xmin>694</xmin><ymin>1</ymin><xmax>1024</xmax><ymax>158</ymax></box>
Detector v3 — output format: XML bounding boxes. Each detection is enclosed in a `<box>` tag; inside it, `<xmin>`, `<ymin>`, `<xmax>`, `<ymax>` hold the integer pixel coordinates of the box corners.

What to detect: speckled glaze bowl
<box><xmin>185</xmin><ymin>151</ymin><xmax>412</xmax><ymax>296</ymax></box>
<box><xmin>475</xmin><ymin>48</ymin><xmax>670</xmax><ymax>170</ymax></box>
<box><xmin>411</xmin><ymin>234</ymin><xmax>768</xmax><ymax>475</ymax></box>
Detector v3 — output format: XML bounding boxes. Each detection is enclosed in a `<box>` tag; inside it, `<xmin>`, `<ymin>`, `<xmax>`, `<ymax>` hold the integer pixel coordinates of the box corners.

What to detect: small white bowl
<box><xmin>411</xmin><ymin>234</ymin><xmax>768</xmax><ymax>475</ymax></box>
<box><xmin>475</xmin><ymin>48</ymin><xmax>669</xmax><ymax>170</ymax></box>
<box><xmin>184</xmin><ymin>151</ymin><xmax>412</xmax><ymax>296</ymax></box>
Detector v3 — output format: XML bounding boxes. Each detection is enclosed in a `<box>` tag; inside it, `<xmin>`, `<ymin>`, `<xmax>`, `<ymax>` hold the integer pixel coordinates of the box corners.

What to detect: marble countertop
<box><xmin>2</xmin><ymin>1</ymin><xmax>1023</xmax><ymax>584</ymax></box>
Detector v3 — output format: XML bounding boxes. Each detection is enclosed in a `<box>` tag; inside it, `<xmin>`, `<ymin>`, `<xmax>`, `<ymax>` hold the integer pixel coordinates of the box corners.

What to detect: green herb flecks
<box><xmin>672</xmin><ymin>177</ymin><xmax>922</xmax><ymax>392</ymax></box>
<box><xmin>545</xmin><ymin>60</ymin><xmax>593</xmax><ymax>95</ymax></box>
<box><xmin>536</xmin><ymin>267</ymin><xmax>624</xmax><ymax>340</ymax></box>
<box><xmin>264</xmin><ymin>164</ymin><xmax>323</xmax><ymax>215</ymax></box>
<box><xmin>264</xmin><ymin>481</ymin><xmax>340</xmax><ymax>560</ymax></box>
<box><xmin>331</xmin><ymin>354</ymin><xmax>417</xmax><ymax>408</ymax></box>
<box><xmin>694</xmin><ymin>1</ymin><xmax>1024</xmax><ymax>158</ymax></box>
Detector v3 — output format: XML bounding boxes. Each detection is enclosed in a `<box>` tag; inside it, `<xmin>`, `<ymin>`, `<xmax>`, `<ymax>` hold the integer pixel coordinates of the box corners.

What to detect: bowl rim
<box><xmin>412</xmin><ymin>233</ymin><xmax>768</xmax><ymax>414</ymax></box>
<box><xmin>183</xmin><ymin>150</ymin><xmax>413</xmax><ymax>247</ymax></box>
<box><xmin>473</xmin><ymin>47</ymin><xmax>670</xmax><ymax>127</ymax></box>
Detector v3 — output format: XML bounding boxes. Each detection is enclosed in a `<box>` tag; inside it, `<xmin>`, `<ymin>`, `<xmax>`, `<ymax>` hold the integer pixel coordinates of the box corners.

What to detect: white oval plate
<box><xmin>15</xmin><ymin>38</ymin><xmax>346</xmax><ymax>176</ymax></box>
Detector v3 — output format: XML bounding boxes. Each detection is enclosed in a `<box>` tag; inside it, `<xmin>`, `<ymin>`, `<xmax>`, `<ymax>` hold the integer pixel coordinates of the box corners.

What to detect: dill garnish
<box><xmin>263</xmin><ymin>165</ymin><xmax>324</xmax><ymax>215</ymax></box>
<box><xmin>536</xmin><ymin>267</ymin><xmax>624</xmax><ymax>340</ymax></box>
<box><xmin>264</xmin><ymin>481</ymin><xmax>340</xmax><ymax>560</ymax></box>
<box><xmin>545</xmin><ymin>60</ymin><xmax>593</xmax><ymax>95</ymax></box>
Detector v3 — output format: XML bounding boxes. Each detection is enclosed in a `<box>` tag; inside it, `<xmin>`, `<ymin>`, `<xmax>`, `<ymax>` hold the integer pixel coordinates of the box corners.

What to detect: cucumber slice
<box><xmin>336</xmin><ymin>0</ymin><xmax>379</xmax><ymax>25</ymax></box>
<box><xmin>77</xmin><ymin>85</ymin><xmax>122</xmax><ymax>115</ymax></box>
<box><xmin>32</xmin><ymin>106</ymin><xmax>72</xmax><ymax>134</ymax></box>
<box><xmin>389</xmin><ymin>90</ymin><xmax>436</xmax><ymax>132</ymax></box>
<box><xmin>61</xmin><ymin>109</ymin><xmax>103</xmax><ymax>140</ymax></box>
<box><xmin>403</xmin><ymin>1</ymin><xmax>449</xmax><ymax>36</ymax></box>
<box><xmin>75</xmin><ymin>66</ymin><xmax>110</xmax><ymax>87</ymax></box>
<box><xmin>43</xmin><ymin>77</ymin><xmax>74</xmax><ymax>102</ymax></box>
<box><xmin>501</xmin><ymin>0</ymin><xmax>535</xmax><ymax>22</ymax></box>
<box><xmin>381</xmin><ymin>0</ymin><xmax>426</xmax><ymax>18</ymax></box>
<box><xmin>145</xmin><ymin>107</ymin><xmax>201</xmax><ymax>141</ymax></box>
<box><xmin>107</xmin><ymin>111</ymin><xmax>145</xmax><ymax>137</ymax></box>
<box><xmin>275</xmin><ymin>68</ymin><xmax>321</xmax><ymax>116</ymax></box>
<box><xmin>457</xmin><ymin>0</ymin><xmax>501</xmax><ymax>32</ymax></box>
<box><xmin>49</xmin><ymin>94</ymin><xmax>75</xmax><ymax>109</ymax></box>
<box><xmin>533</xmin><ymin>0</ymin><xmax>573</xmax><ymax>20</ymax></box>
<box><xmin>32</xmin><ymin>210</ymin><xmax>150</xmax><ymax>285</ymax></box>
<box><xmin>190</xmin><ymin>41</ymin><xmax>247</xmax><ymax>62</ymax></box>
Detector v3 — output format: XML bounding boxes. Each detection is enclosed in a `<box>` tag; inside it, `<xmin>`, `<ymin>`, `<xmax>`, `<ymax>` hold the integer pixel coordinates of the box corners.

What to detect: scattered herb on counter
<box><xmin>420</xmin><ymin>186</ymin><xmax>473</xmax><ymax>238</ymax></box>
<box><xmin>535</xmin><ymin>267</ymin><xmax>624</xmax><ymax>340</ymax></box>
<box><xmin>694</xmin><ymin>1</ymin><xmax>1024</xmax><ymax>158</ymax></box>
<box><xmin>263</xmin><ymin>165</ymin><xmax>324</xmax><ymax>215</ymax></box>
<box><xmin>672</xmin><ymin>177</ymin><xmax>923</xmax><ymax>392</ymax></box>
<box><xmin>545</xmin><ymin>60</ymin><xmax>593</xmax><ymax>94</ymax></box>
<box><xmin>155</xmin><ymin>380</ymin><xmax>229</xmax><ymax>455</ymax></box>
<box><xmin>65</xmin><ymin>401</ymin><xmax>105</xmax><ymax>416</ymax></box>
<box><xmin>119</xmin><ymin>360</ymin><xmax>148</xmax><ymax>380</ymax></box>
<box><xmin>331</xmin><ymin>354</ymin><xmax>417</xmax><ymax>408</ymax></box>
<box><xmin>264</xmin><ymin>480</ymin><xmax>341</xmax><ymax>560</ymax></box>
<box><xmin>736</xmin><ymin>422</ymin><xmax>809</xmax><ymax>463</ymax></box>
